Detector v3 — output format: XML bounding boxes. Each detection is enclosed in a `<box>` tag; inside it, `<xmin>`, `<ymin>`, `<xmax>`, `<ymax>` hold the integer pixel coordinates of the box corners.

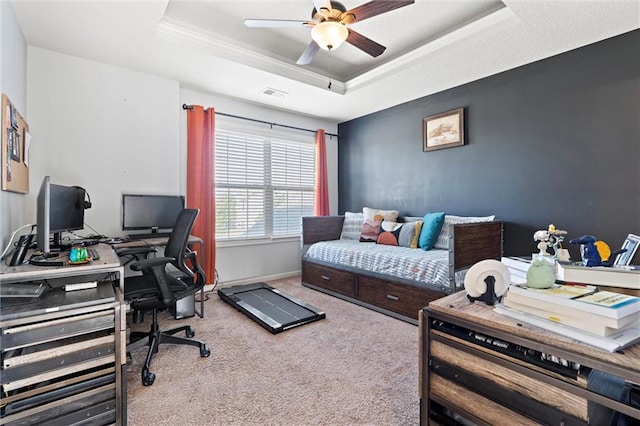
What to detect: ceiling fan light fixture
<box><xmin>311</xmin><ymin>21</ymin><xmax>348</xmax><ymax>51</ymax></box>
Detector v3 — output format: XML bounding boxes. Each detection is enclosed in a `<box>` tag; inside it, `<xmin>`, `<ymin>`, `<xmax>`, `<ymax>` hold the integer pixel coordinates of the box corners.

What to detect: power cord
<box><xmin>0</xmin><ymin>223</ymin><xmax>36</xmax><ymax>261</ymax></box>
<box><xmin>84</xmin><ymin>223</ymin><xmax>107</xmax><ymax>239</ymax></box>
<box><xmin>195</xmin><ymin>269</ymin><xmax>220</xmax><ymax>303</ymax></box>
<box><xmin>68</xmin><ymin>224</ymin><xmax>107</xmax><ymax>241</ymax></box>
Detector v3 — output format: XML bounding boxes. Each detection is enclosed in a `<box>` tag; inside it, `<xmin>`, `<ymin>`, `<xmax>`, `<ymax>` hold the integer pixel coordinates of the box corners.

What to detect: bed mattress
<box><xmin>304</xmin><ymin>240</ymin><xmax>466</xmax><ymax>292</ymax></box>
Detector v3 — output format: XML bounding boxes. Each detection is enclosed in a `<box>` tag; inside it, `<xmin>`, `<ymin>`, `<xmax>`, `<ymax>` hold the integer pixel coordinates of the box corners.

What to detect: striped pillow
<box><xmin>340</xmin><ymin>212</ymin><xmax>364</xmax><ymax>240</ymax></box>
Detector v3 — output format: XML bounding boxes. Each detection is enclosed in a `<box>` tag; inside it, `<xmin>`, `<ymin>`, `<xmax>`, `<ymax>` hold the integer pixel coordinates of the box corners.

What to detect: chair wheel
<box><xmin>201</xmin><ymin>347</ymin><xmax>210</xmax><ymax>357</ymax></box>
<box><xmin>186</xmin><ymin>329</ymin><xmax>195</xmax><ymax>338</ymax></box>
<box><xmin>142</xmin><ymin>372</ymin><xmax>156</xmax><ymax>386</ymax></box>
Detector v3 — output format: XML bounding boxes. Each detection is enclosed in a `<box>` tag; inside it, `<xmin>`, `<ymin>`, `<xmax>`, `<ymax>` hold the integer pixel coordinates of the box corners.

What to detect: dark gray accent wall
<box><xmin>338</xmin><ymin>30</ymin><xmax>640</xmax><ymax>260</ymax></box>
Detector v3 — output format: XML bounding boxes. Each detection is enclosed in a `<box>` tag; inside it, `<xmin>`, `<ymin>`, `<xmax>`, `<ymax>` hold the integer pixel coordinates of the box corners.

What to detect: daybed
<box><xmin>301</xmin><ymin>212</ymin><xmax>503</xmax><ymax>324</ymax></box>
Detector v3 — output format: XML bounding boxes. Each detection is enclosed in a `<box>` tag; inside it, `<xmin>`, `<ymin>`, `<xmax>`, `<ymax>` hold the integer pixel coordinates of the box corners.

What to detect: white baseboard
<box><xmin>203</xmin><ymin>270</ymin><xmax>301</xmax><ymax>292</ymax></box>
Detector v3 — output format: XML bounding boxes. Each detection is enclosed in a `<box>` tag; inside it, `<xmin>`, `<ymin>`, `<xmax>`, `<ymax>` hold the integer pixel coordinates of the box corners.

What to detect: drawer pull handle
<box><xmin>386</xmin><ymin>294</ymin><xmax>399</xmax><ymax>301</ymax></box>
<box><xmin>321</xmin><ymin>275</ymin><xmax>330</xmax><ymax>281</ymax></box>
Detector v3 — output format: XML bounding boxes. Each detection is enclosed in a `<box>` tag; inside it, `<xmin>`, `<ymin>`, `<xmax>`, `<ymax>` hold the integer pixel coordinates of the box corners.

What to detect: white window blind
<box><xmin>215</xmin><ymin>127</ymin><xmax>315</xmax><ymax>240</ymax></box>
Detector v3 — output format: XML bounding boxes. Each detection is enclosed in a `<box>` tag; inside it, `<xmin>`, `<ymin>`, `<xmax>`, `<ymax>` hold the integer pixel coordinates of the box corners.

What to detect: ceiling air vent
<box><xmin>261</xmin><ymin>87</ymin><xmax>288</xmax><ymax>98</ymax></box>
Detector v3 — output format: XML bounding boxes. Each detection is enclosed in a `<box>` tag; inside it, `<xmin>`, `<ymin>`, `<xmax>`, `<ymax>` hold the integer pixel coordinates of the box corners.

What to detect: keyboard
<box><xmin>127</xmin><ymin>232</ymin><xmax>171</xmax><ymax>240</ymax></box>
<box><xmin>87</xmin><ymin>247</ymin><xmax>100</xmax><ymax>260</ymax></box>
<box><xmin>0</xmin><ymin>282</ymin><xmax>46</xmax><ymax>307</ymax></box>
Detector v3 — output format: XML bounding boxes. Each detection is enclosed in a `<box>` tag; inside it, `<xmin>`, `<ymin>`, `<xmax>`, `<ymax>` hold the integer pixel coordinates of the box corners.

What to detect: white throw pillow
<box><xmin>363</xmin><ymin>207</ymin><xmax>400</xmax><ymax>222</ymax></box>
<box><xmin>381</xmin><ymin>221</ymin><xmax>403</xmax><ymax>232</ymax></box>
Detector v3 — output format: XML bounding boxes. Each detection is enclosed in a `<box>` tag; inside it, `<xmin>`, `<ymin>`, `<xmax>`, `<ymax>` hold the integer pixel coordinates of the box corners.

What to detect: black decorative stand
<box><xmin>467</xmin><ymin>275</ymin><xmax>502</xmax><ymax>306</ymax></box>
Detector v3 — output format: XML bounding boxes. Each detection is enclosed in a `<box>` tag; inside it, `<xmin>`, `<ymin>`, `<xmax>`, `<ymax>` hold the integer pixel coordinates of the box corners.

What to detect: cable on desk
<box><xmin>0</xmin><ymin>223</ymin><xmax>36</xmax><ymax>261</ymax></box>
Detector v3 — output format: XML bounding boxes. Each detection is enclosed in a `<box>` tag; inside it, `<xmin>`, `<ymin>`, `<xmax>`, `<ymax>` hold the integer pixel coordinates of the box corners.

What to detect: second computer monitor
<box><xmin>122</xmin><ymin>194</ymin><xmax>185</xmax><ymax>234</ymax></box>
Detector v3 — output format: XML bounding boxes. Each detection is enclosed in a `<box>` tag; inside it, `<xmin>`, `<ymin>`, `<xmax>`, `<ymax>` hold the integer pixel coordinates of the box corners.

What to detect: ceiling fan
<box><xmin>244</xmin><ymin>0</ymin><xmax>415</xmax><ymax>65</ymax></box>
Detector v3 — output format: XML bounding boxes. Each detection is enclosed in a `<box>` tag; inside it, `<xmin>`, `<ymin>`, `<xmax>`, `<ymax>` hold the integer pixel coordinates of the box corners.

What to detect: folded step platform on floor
<box><xmin>218</xmin><ymin>282</ymin><xmax>326</xmax><ymax>334</ymax></box>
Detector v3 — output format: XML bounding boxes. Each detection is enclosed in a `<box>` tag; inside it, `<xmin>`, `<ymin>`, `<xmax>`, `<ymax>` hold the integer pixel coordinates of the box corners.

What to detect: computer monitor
<box><xmin>122</xmin><ymin>194</ymin><xmax>185</xmax><ymax>234</ymax></box>
<box><xmin>36</xmin><ymin>176</ymin><xmax>86</xmax><ymax>254</ymax></box>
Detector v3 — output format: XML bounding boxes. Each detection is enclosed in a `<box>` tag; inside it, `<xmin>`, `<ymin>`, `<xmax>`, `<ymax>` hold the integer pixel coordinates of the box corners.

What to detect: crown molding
<box><xmin>345</xmin><ymin>7</ymin><xmax>520</xmax><ymax>92</ymax></box>
<box><xmin>156</xmin><ymin>17</ymin><xmax>347</xmax><ymax>94</ymax></box>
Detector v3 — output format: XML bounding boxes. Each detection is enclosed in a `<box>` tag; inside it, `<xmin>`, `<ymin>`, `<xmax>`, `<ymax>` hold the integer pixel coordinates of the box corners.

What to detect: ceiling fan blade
<box><xmin>313</xmin><ymin>0</ymin><xmax>333</xmax><ymax>14</ymax></box>
<box><xmin>343</xmin><ymin>0</ymin><xmax>414</xmax><ymax>24</ymax></box>
<box><xmin>346</xmin><ymin>28</ymin><xmax>386</xmax><ymax>57</ymax></box>
<box><xmin>297</xmin><ymin>41</ymin><xmax>321</xmax><ymax>65</ymax></box>
<box><xmin>244</xmin><ymin>19</ymin><xmax>312</xmax><ymax>28</ymax></box>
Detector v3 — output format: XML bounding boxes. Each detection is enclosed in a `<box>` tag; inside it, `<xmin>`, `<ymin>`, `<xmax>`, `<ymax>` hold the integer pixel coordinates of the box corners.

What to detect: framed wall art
<box><xmin>2</xmin><ymin>94</ymin><xmax>29</xmax><ymax>193</ymax></box>
<box><xmin>423</xmin><ymin>107</ymin><xmax>464</xmax><ymax>152</ymax></box>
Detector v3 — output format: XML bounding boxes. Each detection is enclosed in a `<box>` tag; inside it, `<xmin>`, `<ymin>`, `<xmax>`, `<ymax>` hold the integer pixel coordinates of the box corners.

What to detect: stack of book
<box><xmin>496</xmin><ymin>284</ymin><xmax>640</xmax><ymax>352</ymax></box>
<box><xmin>556</xmin><ymin>261</ymin><xmax>640</xmax><ymax>293</ymax></box>
<box><xmin>501</xmin><ymin>257</ymin><xmax>531</xmax><ymax>285</ymax></box>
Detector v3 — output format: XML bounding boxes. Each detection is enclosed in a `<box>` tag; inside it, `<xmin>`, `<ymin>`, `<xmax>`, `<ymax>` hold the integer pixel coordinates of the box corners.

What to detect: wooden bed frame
<box><xmin>301</xmin><ymin>216</ymin><xmax>503</xmax><ymax>324</ymax></box>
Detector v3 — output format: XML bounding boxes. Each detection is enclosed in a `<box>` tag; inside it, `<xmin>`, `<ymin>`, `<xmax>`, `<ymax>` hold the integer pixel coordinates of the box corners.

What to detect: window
<box><xmin>215</xmin><ymin>125</ymin><xmax>315</xmax><ymax>240</ymax></box>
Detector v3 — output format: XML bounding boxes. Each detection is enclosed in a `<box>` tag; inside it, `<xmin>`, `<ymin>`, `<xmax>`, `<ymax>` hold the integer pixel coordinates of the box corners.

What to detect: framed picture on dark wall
<box><xmin>423</xmin><ymin>107</ymin><xmax>465</xmax><ymax>152</ymax></box>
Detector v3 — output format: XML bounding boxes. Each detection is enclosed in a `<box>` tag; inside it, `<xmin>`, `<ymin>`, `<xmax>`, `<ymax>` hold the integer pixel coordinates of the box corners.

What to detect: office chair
<box><xmin>124</xmin><ymin>208</ymin><xmax>210</xmax><ymax>386</ymax></box>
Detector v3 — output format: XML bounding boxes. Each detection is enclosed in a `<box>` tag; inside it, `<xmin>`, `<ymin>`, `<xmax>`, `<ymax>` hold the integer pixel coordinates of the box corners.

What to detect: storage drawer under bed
<box><xmin>302</xmin><ymin>261</ymin><xmax>356</xmax><ymax>297</ymax></box>
<box><xmin>357</xmin><ymin>275</ymin><xmax>438</xmax><ymax>319</ymax></box>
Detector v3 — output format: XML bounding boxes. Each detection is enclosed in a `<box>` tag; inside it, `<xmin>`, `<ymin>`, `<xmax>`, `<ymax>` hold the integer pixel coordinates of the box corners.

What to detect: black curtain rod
<box><xmin>182</xmin><ymin>104</ymin><xmax>340</xmax><ymax>139</ymax></box>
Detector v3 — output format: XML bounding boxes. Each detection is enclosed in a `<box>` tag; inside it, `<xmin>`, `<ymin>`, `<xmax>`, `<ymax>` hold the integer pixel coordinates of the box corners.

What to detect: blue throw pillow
<box><xmin>419</xmin><ymin>212</ymin><xmax>445</xmax><ymax>250</ymax></box>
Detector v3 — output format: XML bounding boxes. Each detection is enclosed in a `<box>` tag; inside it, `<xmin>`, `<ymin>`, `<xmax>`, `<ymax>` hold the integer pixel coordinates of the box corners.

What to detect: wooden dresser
<box><xmin>420</xmin><ymin>292</ymin><xmax>640</xmax><ymax>425</ymax></box>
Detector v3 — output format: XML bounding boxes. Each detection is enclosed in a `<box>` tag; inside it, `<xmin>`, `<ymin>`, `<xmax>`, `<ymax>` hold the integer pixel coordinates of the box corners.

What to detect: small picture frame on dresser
<box><xmin>615</xmin><ymin>233</ymin><xmax>639</xmax><ymax>266</ymax></box>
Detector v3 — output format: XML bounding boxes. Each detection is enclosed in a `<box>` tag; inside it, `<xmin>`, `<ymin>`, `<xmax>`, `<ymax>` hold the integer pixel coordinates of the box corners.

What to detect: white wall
<box><xmin>26</xmin><ymin>47</ymin><xmax>180</xmax><ymax>238</ymax></box>
<box><xmin>21</xmin><ymin>47</ymin><xmax>339</xmax><ymax>285</ymax></box>
<box><xmin>0</xmin><ymin>2</ymin><xmax>28</xmax><ymax>251</ymax></box>
<box><xmin>180</xmin><ymin>88</ymin><xmax>339</xmax><ymax>285</ymax></box>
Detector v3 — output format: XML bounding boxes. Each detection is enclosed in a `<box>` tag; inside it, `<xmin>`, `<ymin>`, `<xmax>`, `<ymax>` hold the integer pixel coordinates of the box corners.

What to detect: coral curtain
<box><xmin>314</xmin><ymin>129</ymin><xmax>330</xmax><ymax>216</ymax></box>
<box><xmin>186</xmin><ymin>105</ymin><xmax>216</xmax><ymax>283</ymax></box>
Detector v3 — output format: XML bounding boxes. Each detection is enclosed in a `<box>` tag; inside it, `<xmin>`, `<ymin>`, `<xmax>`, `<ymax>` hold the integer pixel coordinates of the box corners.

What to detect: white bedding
<box><xmin>304</xmin><ymin>240</ymin><xmax>466</xmax><ymax>292</ymax></box>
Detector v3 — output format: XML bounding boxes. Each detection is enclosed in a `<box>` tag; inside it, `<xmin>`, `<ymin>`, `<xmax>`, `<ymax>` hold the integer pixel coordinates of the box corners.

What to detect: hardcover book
<box><xmin>504</xmin><ymin>289</ymin><xmax>639</xmax><ymax>329</ymax></box>
<box><xmin>506</xmin><ymin>285</ymin><xmax>640</xmax><ymax>320</ymax></box>
<box><xmin>501</xmin><ymin>257</ymin><xmax>531</xmax><ymax>285</ymax></box>
<box><xmin>502</xmin><ymin>298</ymin><xmax>639</xmax><ymax>336</ymax></box>
<box><xmin>494</xmin><ymin>304</ymin><xmax>640</xmax><ymax>352</ymax></box>
<box><xmin>523</xmin><ymin>283</ymin><xmax>597</xmax><ymax>298</ymax></box>
<box><xmin>501</xmin><ymin>256</ymin><xmax>532</xmax><ymax>272</ymax></box>
<box><xmin>556</xmin><ymin>262</ymin><xmax>640</xmax><ymax>289</ymax></box>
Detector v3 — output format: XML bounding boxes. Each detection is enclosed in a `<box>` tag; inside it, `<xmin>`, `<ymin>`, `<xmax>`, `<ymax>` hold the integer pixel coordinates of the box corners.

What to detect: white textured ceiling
<box><xmin>10</xmin><ymin>0</ymin><xmax>640</xmax><ymax>123</ymax></box>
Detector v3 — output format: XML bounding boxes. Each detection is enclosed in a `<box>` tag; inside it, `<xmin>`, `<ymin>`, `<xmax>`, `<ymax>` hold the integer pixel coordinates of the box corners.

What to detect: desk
<box><xmin>0</xmin><ymin>243</ymin><xmax>124</xmax><ymax>292</ymax></box>
<box><xmin>0</xmin><ymin>256</ymin><xmax>126</xmax><ymax>425</ymax></box>
<box><xmin>110</xmin><ymin>235</ymin><xmax>205</xmax><ymax>318</ymax></box>
<box><xmin>420</xmin><ymin>291</ymin><xmax>640</xmax><ymax>424</ymax></box>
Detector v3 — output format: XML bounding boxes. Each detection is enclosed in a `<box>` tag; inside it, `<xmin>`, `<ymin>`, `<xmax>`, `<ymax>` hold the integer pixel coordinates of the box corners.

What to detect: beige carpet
<box><xmin>126</xmin><ymin>276</ymin><xmax>420</xmax><ymax>425</ymax></box>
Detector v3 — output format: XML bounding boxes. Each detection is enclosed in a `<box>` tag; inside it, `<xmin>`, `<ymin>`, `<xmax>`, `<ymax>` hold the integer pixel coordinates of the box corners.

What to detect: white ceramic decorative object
<box><xmin>464</xmin><ymin>259</ymin><xmax>511</xmax><ymax>298</ymax></box>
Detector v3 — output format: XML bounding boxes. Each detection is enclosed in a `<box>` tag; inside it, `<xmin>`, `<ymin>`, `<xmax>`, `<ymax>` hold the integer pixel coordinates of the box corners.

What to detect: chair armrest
<box><xmin>116</xmin><ymin>247</ymin><xmax>157</xmax><ymax>259</ymax></box>
<box><xmin>182</xmin><ymin>251</ymin><xmax>206</xmax><ymax>286</ymax></box>
<box><xmin>130</xmin><ymin>256</ymin><xmax>173</xmax><ymax>272</ymax></box>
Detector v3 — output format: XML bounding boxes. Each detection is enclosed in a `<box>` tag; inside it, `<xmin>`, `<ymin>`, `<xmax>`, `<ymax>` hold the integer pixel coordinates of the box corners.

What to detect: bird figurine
<box><xmin>569</xmin><ymin>235</ymin><xmax>626</xmax><ymax>267</ymax></box>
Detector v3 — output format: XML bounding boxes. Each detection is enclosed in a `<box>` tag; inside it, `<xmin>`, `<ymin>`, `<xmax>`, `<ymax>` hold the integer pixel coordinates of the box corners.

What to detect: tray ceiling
<box><xmin>10</xmin><ymin>0</ymin><xmax>640</xmax><ymax>122</ymax></box>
